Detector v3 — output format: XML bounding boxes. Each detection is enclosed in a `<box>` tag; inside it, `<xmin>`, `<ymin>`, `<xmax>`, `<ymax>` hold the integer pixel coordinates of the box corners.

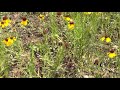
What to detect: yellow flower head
<box><xmin>84</xmin><ymin>12</ymin><xmax>92</xmax><ymax>15</ymax></box>
<box><xmin>3</xmin><ymin>38</ymin><xmax>13</xmax><ymax>46</ymax></box>
<box><xmin>9</xmin><ymin>37</ymin><xmax>16</xmax><ymax>41</ymax></box>
<box><xmin>100</xmin><ymin>36</ymin><xmax>111</xmax><ymax>43</ymax></box>
<box><xmin>106</xmin><ymin>37</ymin><xmax>111</xmax><ymax>43</ymax></box>
<box><xmin>100</xmin><ymin>37</ymin><xmax>105</xmax><ymax>41</ymax></box>
<box><xmin>3</xmin><ymin>16</ymin><xmax>11</xmax><ymax>24</ymax></box>
<box><xmin>21</xmin><ymin>17</ymin><xmax>28</xmax><ymax>26</ymax></box>
<box><xmin>68</xmin><ymin>21</ymin><xmax>74</xmax><ymax>30</ymax></box>
<box><xmin>64</xmin><ymin>16</ymin><xmax>71</xmax><ymax>22</ymax></box>
<box><xmin>2</xmin><ymin>37</ymin><xmax>16</xmax><ymax>46</ymax></box>
<box><xmin>0</xmin><ymin>21</ymin><xmax>6</xmax><ymax>28</ymax></box>
<box><xmin>107</xmin><ymin>50</ymin><xmax>117</xmax><ymax>58</ymax></box>
<box><xmin>38</xmin><ymin>14</ymin><xmax>45</xmax><ymax>20</ymax></box>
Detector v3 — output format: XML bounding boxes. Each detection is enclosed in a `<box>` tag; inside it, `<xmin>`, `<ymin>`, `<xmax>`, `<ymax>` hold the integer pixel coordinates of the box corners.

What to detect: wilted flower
<box><xmin>38</xmin><ymin>14</ymin><xmax>45</xmax><ymax>20</ymax></box>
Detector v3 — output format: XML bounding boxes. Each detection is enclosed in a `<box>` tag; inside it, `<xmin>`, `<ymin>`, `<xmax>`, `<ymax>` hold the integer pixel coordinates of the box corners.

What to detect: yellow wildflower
<box><xmin>21</xmin><ymin>17</ymin><xmax>28</xmax><ymax>26</ymax></box>
<box><xmin>3</xmin><ymin>38</ymin><xmax>13</xmax><ymax>46</ymax></box>
<box><xmin>68</xmin><ymin>21</ymin><xmax>74</xmax><ymax>30</ymax></box>
<box><xmin>9</xmin><ymin>37</ymin><xmax>16</xmax><ymax>41</ymax></box>
<box><xmin>0</xmin><ymin>16</ymin><xmax>11</xmax><ymax>28</ymax></box>
<box><xmin>3</xmin><ymin>16</ymin><xmax>11</xmax><ymax>24</ymax></box>
<box><xmin>106</xmin><ymin>37</ymin><xmax>111</xmax><ymax>43</ymax></box>
<box><xmin>100</xmin><ymin>37</ymin><xmax>105</xmax><ymax>41</ymax></box>
<box><xmin>38</xmin><ymin>14</ymin><xmax>45</xmax><ymax>20</ymax></box>
<box><xmin>3</xmin><ymin>37</ymin><xmax>16</xmax><ymax>46</ymax></box>
<box><xmin>100</xmin><ymin>36</ymin><xmax>111</xmax><ymax>43</ymax></box>
<box><xmin>107</xmin><ymin>50</ymin><xmax>117</xmax><ymax>58</ymax></box>
<box><xmin>0</xmin><ymin>21</ymin><xmax>6</xmax><ymax>28</ymax></box>
<box><xmin>64</xmin><ymin>16</ymin><xmax>71</xmax><ymax>22</ymax></box>
<box><xmin>0</xmin><ymin>16</ymin><xmax>12</xmax><ymax>28</ymax></box>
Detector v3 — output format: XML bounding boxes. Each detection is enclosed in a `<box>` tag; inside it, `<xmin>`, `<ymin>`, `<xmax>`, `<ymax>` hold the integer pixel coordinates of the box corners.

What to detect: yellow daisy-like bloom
<box><xmin>3</xmin><ymin>38</ymin><xmax>13</xmax><ymax>46</ymax></box>
<box><xmin>100</xmin><ymin>36</ymin><xmax>111</xmax><ymax>43</ymax></box>
<box><xmin>21</xmin><ymin>17</ymin><xmax>28</xmax><ymax>26</ymax></box>
<box><xmin>38</xmin><ymin>14</ymin><xmax>45</xmax><ymax>20</ymax></box>
<box><xmin>68</xmin><ymin>21</ymin><xmax>74</xmax><ymax>30</ymax></box>
<box><xmin>3</xmin><ymin>16</ymin><xmax>11</xmax><ymax>24</ymax></box>
<box><xmin>100</xmin><ymin>37</ymin><xmax>105</xmax><ymax>41</ymax></box>
<box><xmin>0</xmin><ymin>16</ymin><xmax>11</xmax><ymax>28</ymax></box>
<box><xmin>2</xmin><ymin>37</ymin><xmax>16</xmax><ymax>46</ymax></box>
<box><xmin>9</xmin><ymin>37</ymin><xmax>16</xmax><ymax>41</ymax></box>
<box><xmin>64</xmin><ymin>16</ymin><xmax>71</xmax><ymax>22</ymax></box>
<box><xmin>107</xmin><ymin>52</ymin><xmax>117</xmax><ymax>58</ymax></box>
<box><xmin>0</xmin><ymin>21</ymin><xmax>6</xmax><ymax>28</ymax></box>
<box><xmin>4</xmin><ymin>21</ymin><xmax>9</xmax><ymax>27</ymax></box>
<box><xmin>84</xmin><ymin>12</ymin><xmax>92</xmax><ymax>15</ymax></box>
<box><xmin>106</xmin><ymin>37</ymin><xmax>111</xmax><ymax>43</ymax></box>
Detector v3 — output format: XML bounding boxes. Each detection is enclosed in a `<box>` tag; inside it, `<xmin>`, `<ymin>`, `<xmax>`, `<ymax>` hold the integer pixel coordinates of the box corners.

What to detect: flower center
<box><xmin>70</xmin><ymin>22</ymin><xmax>74</xmax><ymax>24</ymax></box>
<box><xmin>105</xmin><ymin>36</ymin><xmax>108</xmax><ymax>38</ymax></box>
<box><xmin>22</xmin><ymin>17</ymin><xmax>27</xmax><ymax>21</ymax></box>
<box><xmin>10</xmin><ymin>37</ymin><xmax>13</xmax><ymax>39</ymax></box>
<box><xmin>1</xmin><ymin>22</ymin><xmax>4</xmax><ymax>24</ymax></box>
<box><xmin>109</xmin><ymin>50</ymin><xmax>114</xmax><ymax>53</ymax></box>
<box><xmin>5</xmin><ymin>38</ymin><xmax>8</xmax><ymax>41</ymax></box>
<box><xmin>3</xmin><ymin>16</ymin><xmax>8</xmax><ymax>20</ymax></box>
<box><xmin>40</xmin><ymin>16</ymin><xmax>43</xmax><ymax>18</ymax></box>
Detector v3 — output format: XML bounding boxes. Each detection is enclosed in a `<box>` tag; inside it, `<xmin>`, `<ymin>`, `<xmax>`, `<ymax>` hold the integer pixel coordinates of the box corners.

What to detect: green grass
<box><xmin>0</xmin><ymin>12</ymin><xmax>120</xmax><ymax>78</ymax></box>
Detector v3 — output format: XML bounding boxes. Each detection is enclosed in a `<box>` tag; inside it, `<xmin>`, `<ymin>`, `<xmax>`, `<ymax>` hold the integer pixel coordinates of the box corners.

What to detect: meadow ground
<box><xmin>0</xmin><ymin>12</ymin><xmax>120</xmax><ymax>78</ymax></box>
